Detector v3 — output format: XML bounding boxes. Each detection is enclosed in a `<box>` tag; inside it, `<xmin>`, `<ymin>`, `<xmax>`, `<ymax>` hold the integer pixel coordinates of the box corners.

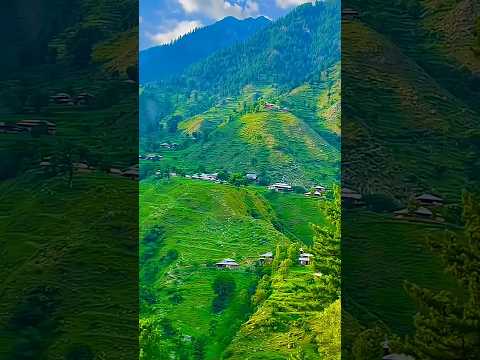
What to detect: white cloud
<box><xmin>275</xmin><ymin>0</ymin><xmax>314</xmax><ymax>10</ymax></box>
<box><xmin>146</xmin><ymin>20</ymin><xmax>203</xmax><ymax>45</ymax></box>
<box><xmin>177</xmin><ymin>0</ymin><xmax>260</xmax><ymax>20</ymax></box>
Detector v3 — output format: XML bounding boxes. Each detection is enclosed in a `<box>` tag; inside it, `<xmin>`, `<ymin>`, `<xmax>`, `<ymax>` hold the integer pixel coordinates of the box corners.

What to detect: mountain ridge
<box><xmin>140</xmin><ymin>16</ymin><xmax>271</xmax><ymax>84</ymax></box>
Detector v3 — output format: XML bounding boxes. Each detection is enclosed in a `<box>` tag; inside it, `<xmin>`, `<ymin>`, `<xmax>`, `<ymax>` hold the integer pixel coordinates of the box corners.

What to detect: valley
<box><xmin>139</xmin><ymin>1</ymin><xmax>341</xmax><ymax>359</ymax></box>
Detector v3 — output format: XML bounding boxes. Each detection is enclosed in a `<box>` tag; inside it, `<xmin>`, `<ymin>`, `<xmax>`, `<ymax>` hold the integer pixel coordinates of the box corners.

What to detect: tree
<box><xmin>212</xmin><ymin>274</ymin><xmax>236</xmax><ymax>313</ymax></box>
<box><xmin>192</xmin><ymin>336</ymin><xmax>207</xmax><ymax>360</ymax></box>
<box><xmin>228</xmin><ymin>172</ymin><xmax>247</xmax><ymax>187</ymax></box>
<box><xmin>405</xmin><ymin>192</ymin><xmax>480</xmax><ymax>359</ymax></box>
<box><xmin>66</xmin><ymin>26</ymin><xmax>103</xmax><ymax>67</ymax></box>
<box><xmin>313</xmin><ymin>185</ymin><xmax>340</xmax><ymax>299</ymax></box>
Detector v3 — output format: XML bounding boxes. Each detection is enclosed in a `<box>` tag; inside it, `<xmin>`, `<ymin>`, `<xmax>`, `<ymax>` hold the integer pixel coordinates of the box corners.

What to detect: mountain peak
<box><xmin>140</xmin><ymin>14</ymin><xmax>272</xmax><ymax>83</ymax></box>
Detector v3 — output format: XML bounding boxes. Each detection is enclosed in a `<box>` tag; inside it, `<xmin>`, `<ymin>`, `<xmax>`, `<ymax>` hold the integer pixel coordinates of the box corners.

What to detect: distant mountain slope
<box><xmin>342</xmin><ymin>0</ymin><xmax>480</xmax><ymax>200</ymax></box>
<box><xmin>177</xmin><ymin>1</ymin><xmax>340</xmax><ymax>96</ymax></box>
<box><xmin>141</xmin><ymin>78</ymin><xmax>340</xmax><ymax>186</ymax></box>
<box><xmin>140</xmin><ymin>16</ymin><xmax>271</xmax><ymax>84</ymax></box>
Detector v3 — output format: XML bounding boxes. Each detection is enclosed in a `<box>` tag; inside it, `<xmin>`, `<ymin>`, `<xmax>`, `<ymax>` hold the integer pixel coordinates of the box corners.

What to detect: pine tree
<box><xmin>405</xmin><ymin>192</ymin><xmax>480</xmax><ymax>359</ymax></box>
<box><xmin>313</xmin><ymin>185</ymin><xmax>340</xmax><ymax>298</ymax></box>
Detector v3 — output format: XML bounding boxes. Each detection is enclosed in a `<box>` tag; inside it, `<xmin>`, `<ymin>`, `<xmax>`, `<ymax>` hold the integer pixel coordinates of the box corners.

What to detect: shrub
<box><xmin>212</xmin><ymin>274</ymin><xmax>236</xmax><ymax>313</ymax></box>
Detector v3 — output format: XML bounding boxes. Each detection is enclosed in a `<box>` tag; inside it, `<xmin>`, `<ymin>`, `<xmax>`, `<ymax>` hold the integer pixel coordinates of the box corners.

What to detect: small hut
<box><xmin>216</xmin><ymin>259</ymin><xmax>240</xmax><ymax>269</ymax></box>
<box><xmin>298</xmin><ymin>251</ymin><xmax>314</xmax><ymax>266</ymax></box>
<box><xmin>259</xmin><ymin>252</ymin><xmax>274</xmax><ymax>263</ymax></box>
<box><xmin>415</xmin><ymin>193</ymin><xmax>444</xmax><ymax>206</ymax></box>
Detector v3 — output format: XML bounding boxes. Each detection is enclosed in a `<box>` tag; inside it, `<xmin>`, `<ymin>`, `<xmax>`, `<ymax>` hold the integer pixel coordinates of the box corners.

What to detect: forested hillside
<box><xmin>140</xmin><ymin>16</ymin><xmax>271</xmax><ymax>84</ymax></box>
<box><xmin>140</xmin><ymin>1</ymin><xmax>341</xmax><ymax>186</ymax></box>
<box><xmin>181</xmin><ymin>1</ymin><xmax>340</xmax><ymax>96</ymax></box>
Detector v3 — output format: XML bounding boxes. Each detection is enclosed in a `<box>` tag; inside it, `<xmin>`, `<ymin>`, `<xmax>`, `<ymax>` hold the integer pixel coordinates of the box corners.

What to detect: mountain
<box><xmin>139</xmin><ymin>16</ymin><xmax>271</xmax><ymax>84</ymax></box>
<box><xmin>179</xmin><ymin>1</ymin><xmax>340</xmax><ymax>96</ymax></box>
<box><xmin>140</xmin><ymin>1</ymin><xmax>341</xmax><ymax>186</ymax></box>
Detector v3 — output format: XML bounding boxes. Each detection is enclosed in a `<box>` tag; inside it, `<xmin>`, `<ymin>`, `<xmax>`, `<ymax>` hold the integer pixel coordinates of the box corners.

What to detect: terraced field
<box><xmin>139</xmin><ymin>177</ymin><xmax>329</xmax><ymax>359</ymax></box>
<box><xmin>141</xmin><ymin>81</ymin><xmax>340</xmax><ymax>187</ymax></box>
<box><xmin>0</xmin><ymin>173</ymin><xmax>138</xmax><ymax>359</ymax></box>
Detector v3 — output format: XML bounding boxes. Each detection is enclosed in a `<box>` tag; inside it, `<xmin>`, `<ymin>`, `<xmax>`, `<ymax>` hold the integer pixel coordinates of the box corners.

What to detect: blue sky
<box><xmin>140</xmin><ymin>0</ymin><xmax>314</xmax><ymax>50</ymax></box>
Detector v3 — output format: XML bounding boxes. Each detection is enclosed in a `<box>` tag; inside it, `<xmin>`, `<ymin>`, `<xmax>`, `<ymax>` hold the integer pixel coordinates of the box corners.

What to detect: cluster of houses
<box><xmin>50</xmin><ymin>92</ymin><xmax>95</xmax><ymax>106</ymax></box>
<box><xmin>39</xmin><ymin>159</ymin><xmax>139</xmax><ymax>180</ymax></box>
<box><xmin>342</xmin><ymin>186</ymin><xmax>447</xmax><ymax>223</ymax></box>
<box><xmin>1</xmin><ymin>120</ymin><xmax>57</xmax><ymax>135</ymax></box>
<box><xmin>185</xmin><ymin>172</ymin><xmax>219</xmax><ymax>182</ymax></box>
<box><xmin>139</xmin><ymin>154</ymin><xmax>163</xmax><ymax>161</ymax></box>
<box><xmin>215</xmin><ymin>249</ymin><xmax>314</xmax><ymax>270</ymax></box>
<box><xmin>393</xmin><ymin>193</ymin><xmax>445</xmax><ymax>223</ymax></box>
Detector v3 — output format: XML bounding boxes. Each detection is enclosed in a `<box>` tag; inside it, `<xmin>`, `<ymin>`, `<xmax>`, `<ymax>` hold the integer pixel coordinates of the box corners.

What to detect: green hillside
<box><xmin>139</xmin><ymin>178</ymin><xmax>331</xmax><ymax>359</ymax></box>
<box><xmin>140</xmin><ymin>67</ymin><xmax>340</xmax><ymax>186</ymax></box>
<box><xmin>0</xmin><ymin>173</ymin><xmax>137</xmax><ymax>360</ymax></box>
<box><xmin>140</xmin><ymin>2</ymin><xmax>340</xmax><ymax>187</ymax></box>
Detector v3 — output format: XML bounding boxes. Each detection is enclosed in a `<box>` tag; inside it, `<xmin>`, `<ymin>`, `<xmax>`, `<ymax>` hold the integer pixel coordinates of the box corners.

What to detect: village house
<box><xmin>160</xmin><ymin>142</ymin><xmax>178</xmax><ymax>150</ymax></box>
<box><xmin>342</xmin><ymin>187</ymin><xmax>364</xmax><ymax>206</ymax></box>
<box><xmin>342</xmin><ymin>8</ymin><xmax>359</xmax><ymax>21</ymax></box>
<box><xmin>73</xmin><ymin>162</ymin><xmax>94</xmax><ymax>173</ymax></box>
<box><xmin>192</xmin><ymin>173</ymin><xmax>218</xmax><ymax>182</ymax></box>
<box><xmin>268</xmin><ymin>182</ymin><xmax>293</xmax><ymax>192</ymax></box>
<box><xmin>50</xmin><ymin>93</ymin><xmax>72</xmax><ymax>105</ymax></box>
<box><xmin>298</xmin><ymin>250</ymin><xmax>314</xmax><ymax>266</ymax></box>
<box><xmin>415</xmin><ymin>193</ymin><xmax>444</xmax><ymax>207</ymax></box>
<box><xmin>122</xmin><ymin>165</ymin><xmax>139</xmax><ymax>180</ymax></box>
<box><xmin>394</xmin><ymin>207</ymin><xmax>444</xmax><ymax>223</ymax></box>
<box><xmin>259</xmin><ymin>252</ymin><xmax>274</xmax><ymax>264</ymax></box>
<box><xmin>16</xmin><ymin>120</ymin><xmax>56</xmax><ymax>135</ymax></box>
<box><xmin>414</xmin><ymin>207</ymin><xmax>433</xmax><ymax>219</ymax></box>
<box><xmin>246</xmin><ymin>173</ymin><xmax>258</xmax><ymax>181</ymax></box>
<box><xmin>216</xmin><ymin>258</ymin><xmax>240</xmax><ymax>269</ymax></box>
<box><xmin>109</xmin><ymin>168</ymin><xmax>123</xmax><ymax>177</ymax></box>
<box><xmin>264</xmin><ymin>103</ymin><xmax>279</xmax><ymax>111</ymax></box>
<box><xmin>0</xmin><ymin>122</ymin><xmax>27</xmax><ymax>134</ymax></box>
<box><xmin>74</xmin><ymin>92</ymin><xmax>94</xmax><ymax>105</ymax></box>
<box><xmin>144</xmin><ymin>154</ymin><xmax>163</xmax><ymax>161</ymax></box>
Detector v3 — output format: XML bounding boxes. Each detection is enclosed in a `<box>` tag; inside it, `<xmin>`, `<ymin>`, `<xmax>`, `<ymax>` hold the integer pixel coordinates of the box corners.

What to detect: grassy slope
<box><xmin>0</xmin><ymin>173</ymin><xmax>137</xmax><ymax>359</ymax></box>
<box><xmin>343</xmin><ymin>211</ymin><xmax>458</xmax><ymax>335</ymax></box>
<box><xmin>343</xmin><ymin>19</ymin><xmax>473</xmax><ymax>200</ymax></box>
<box><xmin>225</xmin><ymin>265</ymin><xmax>333</xmax><ymax>359</ymax></box>
<box><xmin>142</xmin><ymin>79</ymin><xmax>340</xmax><ymax>187</ymax></box>
<box><xmin>139</xmin><ymin>177</ymin><xmax>327</xmax><ymax>358</ymax></box>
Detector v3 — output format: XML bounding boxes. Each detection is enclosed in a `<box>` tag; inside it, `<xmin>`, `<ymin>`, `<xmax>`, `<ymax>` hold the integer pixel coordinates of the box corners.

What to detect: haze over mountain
<box><xmin>140</xmin><ymin>16</ymin><xmax>271</xmax><ymax>83</ymax></box>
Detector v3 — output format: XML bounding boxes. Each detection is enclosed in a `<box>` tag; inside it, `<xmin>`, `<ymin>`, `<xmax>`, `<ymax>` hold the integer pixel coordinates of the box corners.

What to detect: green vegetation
<box><xmin>0</xmin><ymin>1</ymin><xmax>138</xmax><ymax>358</ymax></box>
<box><xmin>139</xmin><ymin>176</ymin><xmax>339</xmax><ymax>359</ymax></box>
<box><xmin>341</xmin><ymin>0</ymin><xmax>480</xmax><ymax>357</ymax></box>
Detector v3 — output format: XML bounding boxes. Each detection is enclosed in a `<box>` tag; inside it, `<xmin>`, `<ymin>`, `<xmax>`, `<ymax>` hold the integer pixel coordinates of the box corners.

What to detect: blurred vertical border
<box><xmin>0</xmin><ymin>1</ymin><xmax>139</xmax><ymax>359</ymax></box>
<box><xmin>342</xmin><ymin>0</ymin><xmax>480</xmax><ymax>358</ymax></box>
